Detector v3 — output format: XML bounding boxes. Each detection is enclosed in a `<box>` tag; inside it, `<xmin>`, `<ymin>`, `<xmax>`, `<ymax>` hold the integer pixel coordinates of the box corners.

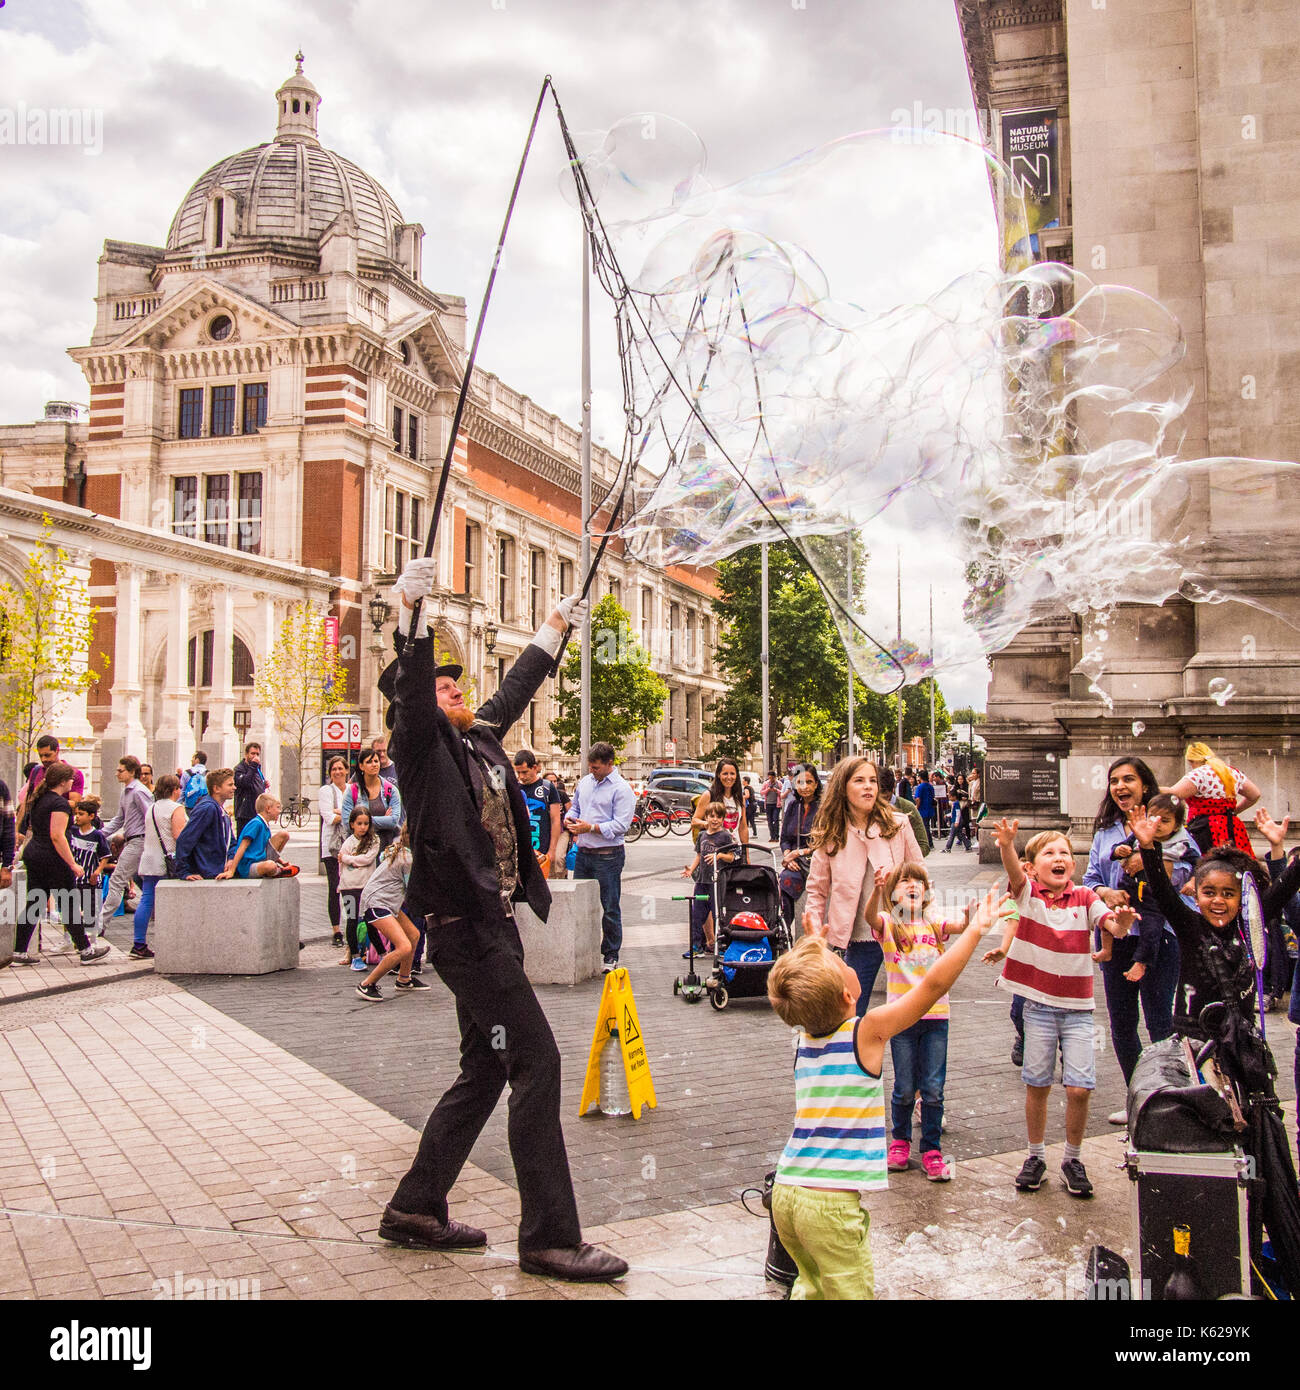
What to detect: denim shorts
<box><xmin>1020</xmin><ymin>999</ymin><xmax>1096</xmax><ymax>1090</ymax></box>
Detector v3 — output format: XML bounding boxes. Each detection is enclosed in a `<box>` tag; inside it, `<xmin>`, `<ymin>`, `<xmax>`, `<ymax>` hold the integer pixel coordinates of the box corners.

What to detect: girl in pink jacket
<box><xmin>804</xmin><ymin>757</ymin><xmax>925</xmax><ymax>1012</ymax></box>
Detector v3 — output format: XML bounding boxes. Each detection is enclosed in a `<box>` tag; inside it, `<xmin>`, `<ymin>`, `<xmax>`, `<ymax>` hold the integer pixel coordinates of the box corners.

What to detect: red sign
<box><xmin>324</xmin><ymin>616</ymin><xmax>339</xmax><ymax>651</ymax></box>
<box><xmin>321</xmin><ymin>715</ymin><xmax>361</xmax><ymax>748</ymax></box>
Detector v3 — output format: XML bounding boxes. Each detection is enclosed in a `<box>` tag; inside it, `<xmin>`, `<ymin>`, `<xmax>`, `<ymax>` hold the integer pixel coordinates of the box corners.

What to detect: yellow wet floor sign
<box><xmin>579</xmin><ymin>967</ymin><xmax>657</xmax><ymax>1119</ymax></box>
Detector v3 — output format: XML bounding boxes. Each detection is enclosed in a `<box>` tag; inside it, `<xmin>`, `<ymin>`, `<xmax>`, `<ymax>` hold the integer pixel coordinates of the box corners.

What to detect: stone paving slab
<box><xmin>0</xmin><ymin>983</ymin><xmax>1140</xmax><ymax>1300</ymax></box>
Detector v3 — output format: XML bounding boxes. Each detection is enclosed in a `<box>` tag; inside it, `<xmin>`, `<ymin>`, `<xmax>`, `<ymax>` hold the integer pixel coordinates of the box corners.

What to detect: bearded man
<box><xmin>375</xmin><ymin>555</ymin><xmax>627</xmax><ymax>1283</ymax></box>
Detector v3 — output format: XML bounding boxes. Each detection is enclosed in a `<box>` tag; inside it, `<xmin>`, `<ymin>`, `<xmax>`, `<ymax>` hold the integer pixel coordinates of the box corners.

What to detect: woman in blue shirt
<box><xmin>1082</xmin><ymin>756</ymin><xmax>1186</xmax><ymax>1106</ymax></box>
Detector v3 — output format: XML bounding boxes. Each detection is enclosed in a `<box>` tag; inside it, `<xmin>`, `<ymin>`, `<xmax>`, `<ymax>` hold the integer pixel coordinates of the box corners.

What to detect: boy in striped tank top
<box><xmin>983</xmin><ymin>819</ymin><xmax>1135</xmax><ymax>1199</ymax></box>
<box><xmin>767</xmin><ymin>887</ymin><xmax>1006</xmax><ymax>1299</ymax></box>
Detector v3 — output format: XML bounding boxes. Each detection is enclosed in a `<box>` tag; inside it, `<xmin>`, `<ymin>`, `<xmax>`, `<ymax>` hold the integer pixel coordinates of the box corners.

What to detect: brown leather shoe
<box><xmin>518</xmin><ymin>1243</ymin><xmax>629</xmax><ymax>1282</ymax></box>
<box><xmin>378</xmin><ymin>1205</ymin><xmax>487</xmax><ymax>1250</ymax></box>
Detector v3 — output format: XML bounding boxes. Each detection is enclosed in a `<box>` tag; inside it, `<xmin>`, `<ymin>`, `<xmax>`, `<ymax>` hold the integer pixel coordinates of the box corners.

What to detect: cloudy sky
<box><xmin>0</xmin><ymin>0</ymin><xmax>993</xmax><ymax>709</ymax></box>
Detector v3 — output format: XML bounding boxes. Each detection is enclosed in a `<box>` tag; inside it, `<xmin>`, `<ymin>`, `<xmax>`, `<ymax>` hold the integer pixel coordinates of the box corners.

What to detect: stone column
<box><xmin>99</xmin><ymin>561</ymin><xmax>148</xmax><ymax>808</ymax></box>
<box><xmin>152</xmin><ymin>574</ymin><xmax>191</xmax><ymax>783</ymax></box>
<box><xmin>249</xmin><ymin>595</ymin><xmax>282</xmax><ymax>796</ymax></box>
<box><xmin>204</xmin><ymin>584</ymin><xmax>239</xmax><ymax>768</ymax></box>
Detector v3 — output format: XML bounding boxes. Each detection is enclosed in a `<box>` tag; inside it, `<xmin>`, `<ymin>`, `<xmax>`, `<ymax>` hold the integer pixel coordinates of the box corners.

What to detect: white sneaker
<box><xmin>47</xmin><ymin>935</ymin><xmax>79</xmax><ymax>955</ymax></box>
<box><xmin>1107</xmin><ymin>1108</ymin><xmax>1127</xmax><ymax>1125</ymax></box>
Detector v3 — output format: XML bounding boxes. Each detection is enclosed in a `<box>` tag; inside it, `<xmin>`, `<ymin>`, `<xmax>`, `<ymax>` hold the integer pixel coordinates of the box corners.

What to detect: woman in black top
<box><xmin>778</xmin><ymin>764</ymin><xmax>822</xmax><ymax>928</ymax></box>
<box><xmin>14</xmin><ymin>761</ymin><xmax>110</xmax><ymax>964</ymax></box>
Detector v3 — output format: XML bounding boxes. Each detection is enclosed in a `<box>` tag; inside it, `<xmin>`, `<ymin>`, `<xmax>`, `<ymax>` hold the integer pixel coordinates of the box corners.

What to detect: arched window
<box><xmin>187</xmin><ymin>632</ymin><xmax>255</xmax><ymax>688</ymax></box>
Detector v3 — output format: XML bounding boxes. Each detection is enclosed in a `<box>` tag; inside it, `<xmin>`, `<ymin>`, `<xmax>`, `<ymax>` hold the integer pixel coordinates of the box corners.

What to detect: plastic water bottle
<box><xmin>599</xmin><ymin>1024</ymin><xmax>631</xmax><ymax>1116</ymax></box>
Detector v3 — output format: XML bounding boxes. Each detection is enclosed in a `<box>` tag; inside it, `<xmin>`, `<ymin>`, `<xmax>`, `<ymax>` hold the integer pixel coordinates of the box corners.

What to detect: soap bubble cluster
<box><xmin>565</xmin><ymin>120</ymin><xmax>1298</xmax><ymax>692</ymax></box>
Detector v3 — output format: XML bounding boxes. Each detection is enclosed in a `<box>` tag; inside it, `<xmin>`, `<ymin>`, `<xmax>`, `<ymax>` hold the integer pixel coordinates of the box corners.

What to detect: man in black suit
<box><xmin>376</xmin><ymin>556</ymin><xmax>627</xmax><ymax>1283</ymax></box>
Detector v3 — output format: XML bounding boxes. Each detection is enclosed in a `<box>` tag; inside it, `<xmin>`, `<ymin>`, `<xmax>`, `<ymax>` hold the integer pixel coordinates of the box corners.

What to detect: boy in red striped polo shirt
<box><xmin>983</xmin><ymin>819</ymin><xmax>1135</xmax><ymax>1198</ymax></box>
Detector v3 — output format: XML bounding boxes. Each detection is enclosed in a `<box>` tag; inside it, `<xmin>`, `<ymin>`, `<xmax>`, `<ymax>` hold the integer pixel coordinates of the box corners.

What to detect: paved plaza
<box><xmin>2</xmin><ymin>834</ymin><xmax>1295</xmax><ymax>1301</ymax></box>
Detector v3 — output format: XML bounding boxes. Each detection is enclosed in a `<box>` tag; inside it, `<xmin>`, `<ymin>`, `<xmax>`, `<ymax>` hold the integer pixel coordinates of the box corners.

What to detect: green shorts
<box><xmin>770</xmin><ymin>1183</ymin><xmax>874</xmax><ymax>1300</ymax></box>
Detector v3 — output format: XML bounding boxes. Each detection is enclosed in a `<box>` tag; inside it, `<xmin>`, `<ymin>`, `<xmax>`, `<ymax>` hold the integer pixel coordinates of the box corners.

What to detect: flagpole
<box><xmin>895</xmin><ymin>548</ymin><xmax>904</xmax><ymax>771</ymax></box>
<box><xmin>846</xmin><ymin>533</ymin><xmax>854</xmax><ymax>756</ymax></box>
<box><xmin>579</xmin><ymin>225</ymin><xmax>592</xmax><ymax>762</ymax></box>
<box><xmin>761</xmin><ymin>541</ymin><xmax>770</xmax><ymax>776</ymax></box>
<box><xmin>928</xmin><ymin>584</ymin><xmax>935</xmax><ymax>767</ymax></box>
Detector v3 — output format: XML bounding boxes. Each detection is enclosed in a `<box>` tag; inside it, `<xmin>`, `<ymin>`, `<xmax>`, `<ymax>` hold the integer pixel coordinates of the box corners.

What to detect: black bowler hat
<box><xmin>435</xmin><ymin>662</ymin><xmax>463</xmax><ymax>681</ymax></box>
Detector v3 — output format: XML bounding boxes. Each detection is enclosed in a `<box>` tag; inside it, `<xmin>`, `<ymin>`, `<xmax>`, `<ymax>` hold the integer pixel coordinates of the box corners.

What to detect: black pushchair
<box><xmin>701</xmin><ymin>844</ymin><xmax>788</xmax><ymax>1011</ymax></box>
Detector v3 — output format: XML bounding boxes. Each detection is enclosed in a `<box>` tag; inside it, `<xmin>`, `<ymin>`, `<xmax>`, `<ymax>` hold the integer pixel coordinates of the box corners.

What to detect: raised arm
<box><xmin>1133</xmin><ymin>812</ymin><xmax>1203</xmax><ymax>939</ymax></box>
<box><xmin>863</xmin><ymin>889</ymin><xmax>1006</xmax><ymax>1050</ymax></box>
<box><xmin>995</xmin><ymin>818</ymin><xmax>1026</xmax><ymax>895</ymax></box>
<box><xmin>1255</xmin><ymin>810</ymin><xmax>1300</xmax><ymax>920</ymax></box>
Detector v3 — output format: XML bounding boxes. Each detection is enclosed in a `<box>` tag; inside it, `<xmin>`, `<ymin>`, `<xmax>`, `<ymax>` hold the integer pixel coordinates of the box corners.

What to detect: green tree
<box><xmin>789</xmin><ymin>706</ymin><xmax>841</xmax><ymax>761</ymax></box>
<box><xmin>950</xmin><ymin>706</ymin><xmax>986</xmax><ymax>727</ymax></box>
<box><xmin>253</xmin><ymin>601</ymin><xmax>348</xmax><ymax>796</ymax></box>
<box><xmin>0</xmin><ymin>516</ymin><xmax>105</xmax><ymax>765</ymax></box>
<box><xmin>706</xmin><ymin>541</ymin><xmax>858</xmax><ymax>755</ymax></box>
<box><xmin>550</xmin><ymin>594</ymin><xmax>669</xmax><ymax>758</ymax></box>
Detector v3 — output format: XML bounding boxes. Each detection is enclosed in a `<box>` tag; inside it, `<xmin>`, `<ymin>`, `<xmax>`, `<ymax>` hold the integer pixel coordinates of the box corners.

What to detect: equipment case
<box><xmin>1126</xmin><ymin>1147</ymin><xmax>1252</xmax><ymax>1299</ymax></box>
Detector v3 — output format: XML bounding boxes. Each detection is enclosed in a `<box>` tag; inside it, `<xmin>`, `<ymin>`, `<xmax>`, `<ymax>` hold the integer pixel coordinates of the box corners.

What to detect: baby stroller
<box><xmin>703</xmin><ymin>844</ymin><xmax>788</xmax><ymax>1011</ymax></box>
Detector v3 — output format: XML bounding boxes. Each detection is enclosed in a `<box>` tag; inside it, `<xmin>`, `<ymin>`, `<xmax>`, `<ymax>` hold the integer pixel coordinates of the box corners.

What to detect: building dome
<box><xmin>165</xmin><ymin>55</ymin><xmax>404</xmax><ymax>262</ymax></box>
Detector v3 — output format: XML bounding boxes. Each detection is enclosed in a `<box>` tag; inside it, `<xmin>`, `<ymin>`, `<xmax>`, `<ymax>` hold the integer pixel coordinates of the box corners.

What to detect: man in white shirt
<box><xmin>567</xmin><ymin>743</ymin><xmax>637</xmax><ymax>972</ymax></box>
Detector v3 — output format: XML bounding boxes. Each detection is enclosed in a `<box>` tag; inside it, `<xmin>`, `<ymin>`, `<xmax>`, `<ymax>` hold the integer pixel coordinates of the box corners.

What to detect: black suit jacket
<box><xmin>391</xmin><ymin>629</ymin><xmax>553</xmax><ymax>928</ymax></box>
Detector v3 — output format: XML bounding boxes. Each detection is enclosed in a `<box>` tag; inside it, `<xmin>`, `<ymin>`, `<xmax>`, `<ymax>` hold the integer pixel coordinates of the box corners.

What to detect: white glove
<box><xmin>532</xmin><ymin>596</ymin><xmax>589</xmax><ymax>658</ymax></box>
<box><xmin>556</xmin><ymin>595</ymin><xmax>590</xmax><ymax>630</ymax></box>
<box><xmin>393</xmin><ymin>557</ymin><xmax>438</xmax><ymax>609</ymax></box>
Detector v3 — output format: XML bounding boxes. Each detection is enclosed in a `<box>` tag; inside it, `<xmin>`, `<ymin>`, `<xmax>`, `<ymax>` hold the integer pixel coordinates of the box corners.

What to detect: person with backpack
<box><xmin>342</xmin><ymin>748</ymin><xmax>402</xmax><ymax>850</ymax></box>
<box><xmin>183</xmin><ymin>752</ymin><xmax>209</xmax><ymax>811</ymax></box>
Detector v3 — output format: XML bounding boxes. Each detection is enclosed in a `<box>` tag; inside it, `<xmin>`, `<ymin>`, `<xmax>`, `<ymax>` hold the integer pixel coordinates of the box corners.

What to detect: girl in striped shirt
<box><xmin>766</xmin><ymin>887</ymin><xmax>1005</xmax><ymax>1300</ymax></box>
<box><xmin>860</xmin><ymin>862</ymin><xmax>967</xmax><ymax>1182</ymax></box>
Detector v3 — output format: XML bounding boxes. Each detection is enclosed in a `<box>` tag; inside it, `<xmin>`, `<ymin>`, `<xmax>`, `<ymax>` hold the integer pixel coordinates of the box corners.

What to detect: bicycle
<box><xmin>667</xmin><ymin>805</ymin><xmax>694</xmax><ymax>836</ymax></box>
<box><xmin>279</xmin><ymin>795</ymin><xmax>313</xmax><ymax>829</ymax></box>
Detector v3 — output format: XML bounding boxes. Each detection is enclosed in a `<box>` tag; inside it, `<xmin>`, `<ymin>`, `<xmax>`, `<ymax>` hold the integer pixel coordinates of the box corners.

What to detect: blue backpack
<box><xmin>183</xmin><ymin>768</ymin><xmax>208</xmax><ymax>809</ymax></box>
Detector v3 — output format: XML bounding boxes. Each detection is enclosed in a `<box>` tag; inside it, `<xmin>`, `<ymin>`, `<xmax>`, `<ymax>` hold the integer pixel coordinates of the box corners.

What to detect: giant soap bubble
<box><xmin>563</xmin><ymin>120</ymin><xmax>1298</xmax><ymax>692</ymax></box>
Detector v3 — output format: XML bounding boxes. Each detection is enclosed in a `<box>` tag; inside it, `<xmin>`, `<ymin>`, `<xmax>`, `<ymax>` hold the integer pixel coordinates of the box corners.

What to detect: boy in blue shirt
<box><xmin>219</xmin><ymin>793</ymin><xmax>298</xmax><ymax>879</ymax></box>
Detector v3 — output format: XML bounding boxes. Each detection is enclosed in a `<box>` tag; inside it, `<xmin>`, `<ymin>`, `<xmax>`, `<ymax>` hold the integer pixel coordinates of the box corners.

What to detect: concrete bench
<box><xmin>515</xmin><ymin>878</ymin><xmax>602</xmax><ymax>985</ymax></box>
<box><xmin>154</xmin><ymin>877</ymin><xmax>300</xmax><ymax>975</ymax></box>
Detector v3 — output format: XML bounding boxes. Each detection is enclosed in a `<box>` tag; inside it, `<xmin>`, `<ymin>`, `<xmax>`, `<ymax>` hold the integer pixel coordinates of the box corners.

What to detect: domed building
<box><xmin>0</xmin><ymin>59</ymin><xmax>723</xmax><ymax>801</ymax></box>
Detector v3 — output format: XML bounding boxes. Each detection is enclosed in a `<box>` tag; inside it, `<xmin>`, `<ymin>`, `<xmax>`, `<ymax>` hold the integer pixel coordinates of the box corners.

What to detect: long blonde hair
<box><xmin>882</xmin><ymin>862</ymin><xmax>937</xmax><ymax>953</ymax></box>
<box><xmin>1186</xmin><ymin>742</ymin><xmax>1236</xmax><ymax>798</ymax></box>
<box><xmin>810</xmin><ymin>757</ymin><xmax>900</xmax><ymax>857</ymax></box>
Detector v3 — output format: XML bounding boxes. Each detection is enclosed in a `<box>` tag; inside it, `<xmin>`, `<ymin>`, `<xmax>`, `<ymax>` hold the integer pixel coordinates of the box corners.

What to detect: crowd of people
<box><xmin>4</xmin><ymin>579</ymin><xmax>1298</xmax><ymax>1302</ymax></box>
<box><xmin>0</xmin><ymin>735</ymin><xmax>303</xmax><ymax>965</ymax></box>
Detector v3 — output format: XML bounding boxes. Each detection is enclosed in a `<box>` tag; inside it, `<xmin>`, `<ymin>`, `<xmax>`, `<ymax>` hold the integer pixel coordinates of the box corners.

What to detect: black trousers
<box><xmin>322</xmin><ymin>855</ymin><xmax>341</xmax><ymax>928</ymax></box>
<box><xmin>391</xmin><ymin>910</ymin><xmax>582</xmax><ymax>1251</ymax></box>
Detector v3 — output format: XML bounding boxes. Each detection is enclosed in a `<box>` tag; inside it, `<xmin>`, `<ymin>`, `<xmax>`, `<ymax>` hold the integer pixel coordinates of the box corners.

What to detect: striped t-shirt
<box><xmin>881</xmin><ymin>919</ymin><xmax>955</xmax><ymax>1021</ymax></box>
<box><xmin>774</xmin><ymin>1018</ymin><xmax>888</xmax><ymax>1192</ymax></box>
<box><xmin>997</xmin><ymin>879</ymin><xmax>1111</xmax><ymax>1011</ymax></box>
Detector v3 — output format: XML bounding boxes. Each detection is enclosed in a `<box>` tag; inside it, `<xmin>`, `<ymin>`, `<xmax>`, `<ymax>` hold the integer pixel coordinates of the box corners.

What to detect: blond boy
<box><xmin>767</xmin><ymin>888</ymin><xmax>1005</xmax><ymax>1299</ymax></box>
<box><xmin>219</xmin><ymin>792</ymin><xmax>297</xmax><ymax>879</ymax></box>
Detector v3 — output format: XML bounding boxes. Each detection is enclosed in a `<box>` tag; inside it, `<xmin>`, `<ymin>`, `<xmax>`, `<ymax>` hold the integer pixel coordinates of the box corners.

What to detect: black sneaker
<box><xmin>410</xmin><ymin>964</ymin><xmax>423</xmax><ymax>976</ymax></box>
<box><xmin>355</xmin><ymin>983</ymin><xmax>383</xmax><ymax>1002</ymax></box>
<box><xmin>128</xmin><ymin>944</ymin><xmax>155</xmax><ymax>960</ymax></box>
<box><xmin>394</xmin><ymin>975</ymin><xmax>430</xmax><ymax>991</ymax></box>
<box><xmin>1015</xmin><ymin>1154</ymin><xmax>1047</xmax><ymax>1191</ymax></box>
<box><xmin>1061</xmin><ymin>1158</ymin><xmax>1093</xmax><ymax>1198</ymax></box>
<box><xmin>332</xmin><ymin>932</ymin><xmax>344</xmax><ymax>948</ymax></box>
<box><xmin>1011</xmin><ymin>1037</ymin><xmax>1024</xmax><ymax>1067</ymax></box>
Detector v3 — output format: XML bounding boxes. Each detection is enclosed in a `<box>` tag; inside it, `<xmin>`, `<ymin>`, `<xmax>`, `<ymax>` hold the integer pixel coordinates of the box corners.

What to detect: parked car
<box><xmin>644</xmin><ymin>768</ymin><xmax>713</xmax><ymax>812</ymax></box>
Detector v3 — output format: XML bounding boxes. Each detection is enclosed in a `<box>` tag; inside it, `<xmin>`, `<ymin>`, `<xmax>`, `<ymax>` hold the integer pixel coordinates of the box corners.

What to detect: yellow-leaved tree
<box><xmin>0</xmin><ymin>517</ymin><xmax>106</xmax><ymax>766</ymax></box>
<box><xmin>253</xmin><ymin>601</ymin><xmax>348</xmax><ymax>797</ymax></box>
